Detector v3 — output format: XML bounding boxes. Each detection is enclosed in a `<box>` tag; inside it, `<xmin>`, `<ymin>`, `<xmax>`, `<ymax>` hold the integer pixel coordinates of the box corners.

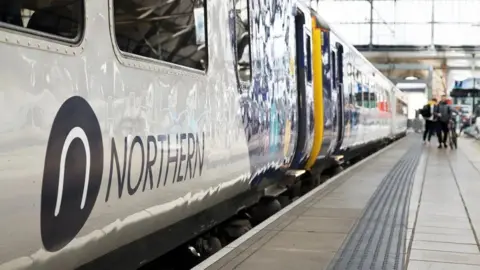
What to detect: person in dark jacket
<box><xmin>434</xmin><ymin>95</ymin><xmax>452</xmax><ymax>148</ymax></box>
<box><xmin>421</xmin><ymin>98</ymin><xmax>437</xmax><ymax>144</ymax></box>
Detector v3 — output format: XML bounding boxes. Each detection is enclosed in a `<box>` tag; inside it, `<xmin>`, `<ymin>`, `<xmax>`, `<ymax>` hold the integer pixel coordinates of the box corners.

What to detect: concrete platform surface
<box><xmin>193</xmin><ymin>135</ymin><xmax>480</xmax><ymax>270</ymax></box>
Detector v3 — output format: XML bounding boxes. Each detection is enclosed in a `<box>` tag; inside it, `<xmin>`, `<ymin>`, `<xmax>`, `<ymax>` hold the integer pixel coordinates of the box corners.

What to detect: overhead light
<box><xmin>405</xmin><ymin>76</ymin><xmax>418</xmax><ymax>80</ymax></box>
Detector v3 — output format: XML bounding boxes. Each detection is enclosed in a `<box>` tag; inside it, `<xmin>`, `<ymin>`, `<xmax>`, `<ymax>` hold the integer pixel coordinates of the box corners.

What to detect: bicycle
<box><xmin>448</xmin><ymin>118</ymin><xmax>458</xmax><ymax>149</ymax></box>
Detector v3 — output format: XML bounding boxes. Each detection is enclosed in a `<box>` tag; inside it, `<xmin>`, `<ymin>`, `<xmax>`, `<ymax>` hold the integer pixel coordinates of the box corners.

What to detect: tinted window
<box><xmin>0</xmin><ymin>0</ymin><xmax>83</xmax><ymax>41</ymax></box>
<box><xmin>331</xmin><ymin>51</ymin><xmax>336</xmax><ymax>88</ymax></box>
<box><xmin>113</xmin><ymin>0</ymin><xmax>208</xmax><ymax>70</ymax></box>
<box><xmin>234</xmin><ymin>0</ymin><xmax>251</xmax><ymax>82</ymax></box>
<box><xmin>306</xmin><ymin>34</ymin><xmax>312</xmax><ymax>82</ymax></box>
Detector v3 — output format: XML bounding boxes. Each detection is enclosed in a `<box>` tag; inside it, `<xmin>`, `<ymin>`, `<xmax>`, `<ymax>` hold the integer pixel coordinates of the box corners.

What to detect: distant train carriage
<box><xmin>293</xmin><ymin>5</ymin><xmax>407</xmax><ymax>172</ymax></box>
<box><xmin>0</xmin><ymin>0</ymin><xmax>406</xmax><ymax>269</ymax></box>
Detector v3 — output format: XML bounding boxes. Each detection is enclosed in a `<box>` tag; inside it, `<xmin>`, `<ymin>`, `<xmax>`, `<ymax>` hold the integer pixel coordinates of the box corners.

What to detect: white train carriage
<box><xmin>0</xmin><ymin>0</ymin><xmax>407</xmax><ymax>269</ymax></box>
<box><xmin>306</xmin><ymin>5</ymin><xmax>408</xmax><ymax>163</ymax></box>
<box><xmin>0</xmin><ymin>0</ymin><xmax>297</xmax><ymax>269</ymax></box>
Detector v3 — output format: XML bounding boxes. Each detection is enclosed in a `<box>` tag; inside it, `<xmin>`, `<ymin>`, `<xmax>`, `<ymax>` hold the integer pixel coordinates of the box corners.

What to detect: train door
<box><xmin>328</xmin><ymin>46</ymin><xmax>339</xmax><ymax>154</ymax></box>
<box><xmin>290</xmin><ymin>9</ymin><xmax>310</xmax><ymax>168</ymax></box>
<box><xmin>317</xmin><ymin>27</ymin><xmax>333</xmax><ymax>158</ymax></box>
<box><xmin>333</xmin><ymin>42</ymin><xmax>345</xmax><ymax>153</ymax></box>
<box><xmin>305</xmin><ymin>13</ymin><xmax>328</xmax><ymax>170</ymax></box>
<box><xmin>389</xmin><ymin>87</ymin><xmax>396</xmax><ymax>137</ymax></box>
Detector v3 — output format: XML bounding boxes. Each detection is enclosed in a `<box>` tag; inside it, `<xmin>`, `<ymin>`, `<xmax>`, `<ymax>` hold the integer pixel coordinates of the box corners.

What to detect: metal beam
<box><xmin>430</xmin><ymin>0</ymin><xmax>435</xmax><ymax>48</ymax></box>
<box><xmin>375</xmin><ymin>63</ymin><xmax>431</xmax><ymax>70</ymax></box>
<box><xmin>369</xmin><ymin>0</ymin><xmax>373</xmax><ymax>48</ymax></box>
<box><xmin>391</xmin><ymin>79</ymin><xmax>428</xmax><ymax>84</ymax></box>
<box><xmin>472</xmin><ymin>53</ymin><xmax>477</xmax><ymax>72</ymax></box>
<box><xmin>398</xmin><ymin>88</ymin><xmax>426</xmax><ymax>93</ymax></box>
<box><xmin>427</xmin><ymin>66</ymin><xmax>433</xmax><ymax>99</ymax></box>
<box><xmin>356</xmin><ymin>45</ymin><xmax>480</xmax><ymax>53</ymax></box>
<box><xmin>447</xmin><ymin>66</ymin><xmax>480</xmax><ymax>71</ymax></box>
<box><xmin>361</xmin><ymin>50</ymin><xmax>480</xmax><ymax>60</ymax></box>
<box><xmin>375</xmin><ymin>64</ymin><xmax>480</xmax><ymax>71</ymax></box>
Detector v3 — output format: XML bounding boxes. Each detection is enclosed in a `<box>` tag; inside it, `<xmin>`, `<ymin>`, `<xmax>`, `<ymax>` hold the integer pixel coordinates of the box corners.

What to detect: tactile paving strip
<box><xmin>328</xmin><ymin>140</ymin><xmax>422</xmax><ymax>270</ymax></box>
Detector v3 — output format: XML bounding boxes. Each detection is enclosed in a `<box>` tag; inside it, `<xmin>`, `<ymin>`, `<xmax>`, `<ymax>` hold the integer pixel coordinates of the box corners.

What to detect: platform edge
<box><xmin>192</xmin><ymin>137</ymin><xmax>408</xmax><ymax>270</ymax></box>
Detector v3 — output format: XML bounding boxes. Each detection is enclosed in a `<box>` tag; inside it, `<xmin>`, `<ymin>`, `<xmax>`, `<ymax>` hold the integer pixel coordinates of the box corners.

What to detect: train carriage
<box><xmin>0</xmin><ymin>0</ymin><xmax>406</xmax><ymax>269</ymax></box>
<box><xmin>293</xmin><ymin>5</ymin><xmax>407</xmax><ymax>172</ymax></box>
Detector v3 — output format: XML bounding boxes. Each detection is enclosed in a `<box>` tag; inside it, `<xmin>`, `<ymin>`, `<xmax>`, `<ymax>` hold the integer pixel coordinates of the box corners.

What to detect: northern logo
<box><xmin>41</xmin><ymin>96</ymin><xmax>104</xmax><ymax>252</ymax></box>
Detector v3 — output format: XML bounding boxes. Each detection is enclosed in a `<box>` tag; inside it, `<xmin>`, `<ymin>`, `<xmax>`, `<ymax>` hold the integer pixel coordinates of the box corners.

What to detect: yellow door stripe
<box><xmin>305</xmin><ymin>18</ymin><xmax>324</xmax><ymax>170</ymax></box>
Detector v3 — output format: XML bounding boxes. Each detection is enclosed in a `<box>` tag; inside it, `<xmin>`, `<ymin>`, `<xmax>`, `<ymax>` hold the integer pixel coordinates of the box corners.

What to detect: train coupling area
<box><xmin>263</xmin><ymin>169</ymin><xmax>307</xmax><ymax>198</ymax></box>
<box><xmin>331</xmin><ymin>155</ymin><xmax>344</xmax><ymax>165</ymax></box>
<box><xmin>193</xmin><ymin>135</ymin><xmax>480</xmax><ymax>270</ymax></box>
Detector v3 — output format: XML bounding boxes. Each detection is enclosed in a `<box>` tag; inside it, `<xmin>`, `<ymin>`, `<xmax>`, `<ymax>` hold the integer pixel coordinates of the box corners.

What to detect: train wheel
<box><xmin>223</xmin><ymin>219</ymin><xmax>252</xmax><ymax>241</ymax></box>
<box><xmin>313</xmin><ymin>174</ymin><xmax>321</xmax><ymax>187</ymax></box>
<box><xmin>332</xmin><ymin>166</ymin><xmax>344</xmax><ymax>175</ymax></box>
<box><xmin>277</xmin><ymin>195</ymin><xmax>291</xmax><ymax>208</ymax></box>
<box><xmin>205</xmin><ymin>236</ymin><xmax>222</xmax><ymax>255</ymax></box>
<box><xmin>194</xmin><ymin>236</ymin><xmax>223</xmax><ymax>258</ymax></box>
<box><xmin>250</xmin><ymin>198</ymin><xmax>282</xmax><ymax>225</ymax></box>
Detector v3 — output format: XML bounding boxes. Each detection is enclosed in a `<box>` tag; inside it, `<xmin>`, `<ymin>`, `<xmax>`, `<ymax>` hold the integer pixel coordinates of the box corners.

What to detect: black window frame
<box><xmin>305</xmin><ymin>33</ymin><xmax>312</xmax><ymax>83</ymax></box>
<box><xmin>331</xmin><ymin>50</ymin><xmax>337</xmax><ymax>89</ymax></box>
<box><xmin>0</xmin><ymin>0</ymin><xmax>85</xmax><ymax>44</ymax></box>
<box><xmin>111</xmin><ymin>0</ymin><xmax>209</xmax><ymax>72</ymax></box>
<box><xmin>234</xmin><ymin>0</ymin><xmax>253</xmax><ymax>83</ymax></box>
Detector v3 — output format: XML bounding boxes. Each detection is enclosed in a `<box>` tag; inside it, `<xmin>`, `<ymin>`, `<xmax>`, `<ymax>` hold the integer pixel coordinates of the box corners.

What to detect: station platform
<box><xmin>193</xmin><ymin>135</ymin><xmax>480</xmax><ymax>270</ymax></box>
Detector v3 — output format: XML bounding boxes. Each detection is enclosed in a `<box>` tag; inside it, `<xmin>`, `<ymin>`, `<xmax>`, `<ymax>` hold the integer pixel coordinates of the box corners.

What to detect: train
<box><xmin>0</xmin><ymin>0</ymin><xmax>407</xmax><ymax>269</ymax></box>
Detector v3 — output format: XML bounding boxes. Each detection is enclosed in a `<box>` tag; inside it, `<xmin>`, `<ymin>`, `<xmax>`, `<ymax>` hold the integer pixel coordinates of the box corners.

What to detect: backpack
<box><xmin>437</xmin><ymin>103</ymin><xmax>451</xmax><ymax>122</ymax></box>
<box><xmin>420</xmin><ymin>104</ymin><xmax>431</xmax><ymax>118</ymax></box>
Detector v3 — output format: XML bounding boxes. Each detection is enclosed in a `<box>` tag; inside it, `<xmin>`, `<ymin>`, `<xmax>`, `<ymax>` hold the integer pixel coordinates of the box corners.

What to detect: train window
<box><xmin>113</xmin><ymin>0</ymin><xmax>208</xmax><ymax>71</ymax></box>
<box><xmin>362</xmin><ymin>91</ymin><xmax>370</xmax><ymax>108</ymax></box>
<box><xmin>371</xmin><ymin>85</ymin><xmax>377</xmax><ymax>104</ymax></box>
<box><xmin>355</xmin><ymin>88</ymin><xmax>362</xmax><ymax>107</ymax></box>
<box><xmin>363</xmin><ymin>87</ymin><xmax>374</xmax><ymax>108</ymax></box>
<box><xmin>234</xmin><ymin>0</ymin><xmax>251</xmax><ymax>82</ymax></box>
<box><xmin>360</xmin><ymin>88</ymin><xmax>366</xmax><ymax>108</ymax></box>
<box><xmin>346</xmin><ymin>63</ymin><xmax>353</xmax><ymax>77</ymax></box>
<box><xmin>331</xmin><ymin>51</ymin><xmax>337</xmax><ymax>89</ymax></box>
<box><xmin>354</xmin><ymin>71</ymin><xmax>361</xmax><ymax>104</ymax></box>
<box><xmin>396</xmin><ymin>98</ymin><xmax>402</xmax><ymax>115</ymax></box>
<box><xmin>378</xmin><ymin>87</ymin><xmax>384</xmax><ymax>111</ymax></box>
<box><xmin>370</xmin><ymin>92</ymin><xmax>377</xmax><ymax>109</ymax></box>
<box><xmin>345</xmin><ymin>62</ymin><xmax>354</xmax><ymax>105</ymax></box>
<box><xmin>368</xmin><ymin>92</ymin><xmax>373</xmax><ymax>108</ymax></box>
<box><xmin>385</xmin><ymin>90</ymin><xmax>391</xmax><ymax>112</ymax></box>
<box><xmin>348</xmin><ymin>84</ymin><xmax>354</xmax><ymax>105</ymax></box>
<box><xmin>0</xmin><ymin>0</ymin><xmax>83</xmax><ymax>42</ymax></box>
<box><xmin>383</xmin><ymin>89</ymin><xmax>388</xmax><ymax>111</ymax></box>
<box><xmin>305</xmin><ymin>34</ymin><xmax>312</xmax><ymax>82</ymax></box>
<box><xmin>355</xmin><ymin>70</ymin><xmax>362</xmax><ymax>84</ymax></box>
<box><xmin>336</xmin><ymin>43</ymin><xmax>344</xmax><ymax>85</ymax></box>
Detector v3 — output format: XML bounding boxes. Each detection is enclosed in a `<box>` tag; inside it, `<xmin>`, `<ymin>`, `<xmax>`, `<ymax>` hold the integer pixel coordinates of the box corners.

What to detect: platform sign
<box><xmin>452</xmin><ymin>78</ymin><xmax>480</xmax><ymax>99</ymax></box>
<box><xmin>453</xmin><ymin>78</ymin><xmax>480</xmax><ymax>90</ymax></box>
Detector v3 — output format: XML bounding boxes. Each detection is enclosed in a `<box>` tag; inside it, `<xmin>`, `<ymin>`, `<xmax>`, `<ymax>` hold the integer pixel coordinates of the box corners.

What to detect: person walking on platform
<box><xmin>434</xmin><ymin>95</ymin><xmax>452</xmax><ymax>148</ymax></box>
<box><xmin>420</xmin><ymin>98</ymin><xmax>437</xmax><ymax>144</ymax></box>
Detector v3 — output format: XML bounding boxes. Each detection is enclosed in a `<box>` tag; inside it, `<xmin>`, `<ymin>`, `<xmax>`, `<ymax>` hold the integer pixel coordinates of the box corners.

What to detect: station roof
<box><xmin>316</xmin><ymin>0</ymin><xmax>480</xmax><ymax>97</ymax></box>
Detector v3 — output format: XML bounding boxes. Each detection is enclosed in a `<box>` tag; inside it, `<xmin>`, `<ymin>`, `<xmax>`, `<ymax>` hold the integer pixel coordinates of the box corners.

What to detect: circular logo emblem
<box><xmin>41</xmin><ymin>96</ymin><xmax>104</xmax><ymax>252</ymax></box>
